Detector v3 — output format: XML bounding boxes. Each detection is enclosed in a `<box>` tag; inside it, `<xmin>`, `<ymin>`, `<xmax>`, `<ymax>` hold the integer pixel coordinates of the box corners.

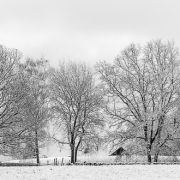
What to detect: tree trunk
<box><xmin>146</xmin><ymin>144</ymin><xmax>152</xmax><ymax>163</ymax></box>
<box><xmin>70</xmin><ymin>145</ymin><xmax>75</xmax><ymax>164</ymax></box>
<box><xmin>70</xmin><ymin>133</ymin><xmax>75</xmax><ymax>164</ymax></box>
<box><xmin>35</xmin><ymin>130</ymin><xmax>40</xmax><ymax>165</ymax></box>
<box><xmin>75</xmin><ymin>147</ymin><xmax>78</xmax><ymax>163</ymax></box>
<box><xmin>147</xmin><ymin>154</ymin><xmax>152</xmax><ymax>163</ymax></box>
<box><xmin>144</xmin><ymin>124</ymin><xmax>152</xmax><ymax>163</ymax></box>
<box><xmin>154</xmin><ymin>151</ymin><xmax>159</xmax><ymax>162</ymax></box>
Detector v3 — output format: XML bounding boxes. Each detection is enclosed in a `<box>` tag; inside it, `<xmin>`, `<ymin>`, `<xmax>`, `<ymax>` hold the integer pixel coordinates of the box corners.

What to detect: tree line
<box><xmin>1</xmin><ymin>40</ymin><xmax>180</xmax><ymax>164</ymax></box>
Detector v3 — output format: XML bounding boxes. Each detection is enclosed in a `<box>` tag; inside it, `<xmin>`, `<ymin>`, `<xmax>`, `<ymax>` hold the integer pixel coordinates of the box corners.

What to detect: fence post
<box><xmin>54</xmin><ymin>158</ymin><xmax>58</xmax><ymax>165</ymax></box>
<box><xmin>61</xmin><ymin>158</ymin><xmax>64</xmax><ymax>166</ymax></box>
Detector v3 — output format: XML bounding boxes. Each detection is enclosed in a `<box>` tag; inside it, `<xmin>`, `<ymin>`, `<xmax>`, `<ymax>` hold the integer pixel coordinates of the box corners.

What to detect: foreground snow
<box><xmin>0</xmin><ymin>165</ymin><xmax>180</xmax><ymax>180</ymax></box>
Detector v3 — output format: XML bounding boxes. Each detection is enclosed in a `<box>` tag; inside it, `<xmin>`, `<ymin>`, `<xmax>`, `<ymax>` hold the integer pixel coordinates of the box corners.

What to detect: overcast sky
<box><xmin>0</xmin><ymin>0</ymin><xmax>179</xmax><ymax>66</ymax></box>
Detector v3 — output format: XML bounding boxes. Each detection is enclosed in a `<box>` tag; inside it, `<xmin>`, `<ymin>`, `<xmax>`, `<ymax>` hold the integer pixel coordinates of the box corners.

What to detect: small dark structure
<box><xmin>110</xmin><ymin>147</ymin><xmax>125</xmax><ymax>156</ymax></box>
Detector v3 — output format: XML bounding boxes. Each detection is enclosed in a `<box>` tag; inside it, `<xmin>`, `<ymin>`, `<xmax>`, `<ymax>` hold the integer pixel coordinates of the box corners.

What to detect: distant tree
<box><xmin>96</xmin><ymin>40</ymin><xmax>180</xmax><ymax>163</ymax></box>
<box><xmin>19</xmin><ymin>58</ymin><xmax>50</xmax><ymax>164</ymax></box>
<box><xmin>80</xmin><ymin>131</ymin><xmax>104</xmax><ymax>153</ymax></box>
<box><xmin>50</xmin><ymin>62</ymin><xmax>104</xmax><ymax>163</ymax></box>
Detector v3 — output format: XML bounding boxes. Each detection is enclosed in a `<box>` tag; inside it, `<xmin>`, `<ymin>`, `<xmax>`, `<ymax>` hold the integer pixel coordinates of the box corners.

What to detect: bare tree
<box><xmin>0</xmin><ymin>45</ymin><xmax>31</xmax><ymax>155</ymax></box>
<box><xmin>50</xmin><ymin>62</ymin><xmax>104</xmax><ymax>163</ymax></box>
<box><xmin>96</xmin><ymin>40</ymin><xmax>180</xmax><ymax>163</ymax></box>
<box><xmin>19</xmin><ymin>58</ymin><xmax>50</xmax><ymax>164</ymax></box>
<box><xmin>80</xmin><ymin>132</ymin><xmax>104</xmax><ymax>153</ymax></box>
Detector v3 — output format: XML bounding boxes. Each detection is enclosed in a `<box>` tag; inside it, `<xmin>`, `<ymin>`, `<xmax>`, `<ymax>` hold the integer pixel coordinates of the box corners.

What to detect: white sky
<box><xmin>0</xmin><ymin>0</ymin><xmax>179</xmax><ymax>66</ymax></box>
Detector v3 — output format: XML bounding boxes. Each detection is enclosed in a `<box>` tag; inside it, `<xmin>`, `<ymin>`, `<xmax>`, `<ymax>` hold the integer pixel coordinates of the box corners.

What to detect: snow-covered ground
<box><xmin>0</xmin><ymin>165</ymin><xmax>180</xmax><ymax>180</ymax></box>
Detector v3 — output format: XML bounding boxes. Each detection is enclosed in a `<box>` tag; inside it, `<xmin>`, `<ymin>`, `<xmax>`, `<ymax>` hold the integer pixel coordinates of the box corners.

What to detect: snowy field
<box><xmin>0</xmin><ymin>165</ymin><xmax>180</xmax><ymax>180</ymax></box>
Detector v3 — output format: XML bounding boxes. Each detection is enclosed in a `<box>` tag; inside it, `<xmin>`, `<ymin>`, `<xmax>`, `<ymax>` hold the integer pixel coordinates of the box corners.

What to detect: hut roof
<box><xmin>109</xmin><ymin>147</ymin><xmax>125</xmax><ymax>156</ymax></box>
